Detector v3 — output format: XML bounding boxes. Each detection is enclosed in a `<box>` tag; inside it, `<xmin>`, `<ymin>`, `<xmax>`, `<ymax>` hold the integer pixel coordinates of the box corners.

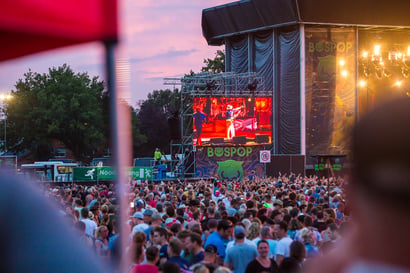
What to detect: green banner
<box><xmin>98</xmin><ymin>166</ymin><xmax>116</xmax><ymax>180</ymax></box>
<box><xmin>129</xmin><ymin>167</ymin><xmax>153</xmax><ymax>180</ymax></box>
<box><xmin>73</xmin><ymin>166</ymin><xmax>152</xmax><ymax>181</ymax></box>
<box><xmin>73</xmin><ymin>167</ymin><xmax>97</xmax><ymax>181</ymax></box>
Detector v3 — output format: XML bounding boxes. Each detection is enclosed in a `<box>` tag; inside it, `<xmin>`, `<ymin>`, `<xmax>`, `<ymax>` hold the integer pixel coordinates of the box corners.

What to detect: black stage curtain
<box><xmin>277</xmin><ymin>27</ymin><xmax>300</xmax><ymax>154</ymax></box>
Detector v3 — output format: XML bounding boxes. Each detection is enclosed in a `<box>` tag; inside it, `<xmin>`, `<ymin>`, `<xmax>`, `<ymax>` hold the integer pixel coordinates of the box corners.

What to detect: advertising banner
<box><xmin>129</xmin><ymin>167</ymin><xmax>153</xmax><ymax>180</ymax></box>
<box><xmin>73</xmin><ymin>167</ymin><xmax>97</xmax><ymax>181</ymax></box>
<box><xmin>73</xmin><ymin>166</ymin><xmax>153</xmax><ymax>181</ymax></box>
<box><xmin>195</xmin><ymin>146</ymin><xmax>268</xmax><ymax>180</ymax></box>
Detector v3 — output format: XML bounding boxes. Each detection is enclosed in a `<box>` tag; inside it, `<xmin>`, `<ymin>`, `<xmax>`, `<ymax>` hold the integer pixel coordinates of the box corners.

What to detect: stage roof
<box><xmin>202</xmin><ymin>0</ymin><xmax>410</xmax><ymax>45</ymax></box>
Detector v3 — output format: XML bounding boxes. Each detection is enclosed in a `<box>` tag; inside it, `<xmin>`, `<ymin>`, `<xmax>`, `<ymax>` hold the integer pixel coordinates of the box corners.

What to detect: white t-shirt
<box><xmin>81</xmin><ymin>218</ymin><xmax>97</xmax><ymax>238</ymax></box>
<box><xmin>275</xmin><ymin>236</ymin><xmax>293</xmax><ymax>258</ymax></box>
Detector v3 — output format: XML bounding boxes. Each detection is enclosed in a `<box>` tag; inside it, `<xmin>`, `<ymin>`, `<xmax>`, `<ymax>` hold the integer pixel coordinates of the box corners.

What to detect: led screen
<box><xmin>193</xmin><ymin>97</ymin><xmax>272</xmax><ymax>146</ymax></box>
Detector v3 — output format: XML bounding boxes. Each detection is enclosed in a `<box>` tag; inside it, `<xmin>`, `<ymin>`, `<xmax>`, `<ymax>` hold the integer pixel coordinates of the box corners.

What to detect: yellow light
<box><xmin>395</xmin><ymin>81</ymin><xmax>402</xmax><ymax>87</ymax></box>
<box><xmin>374</xmin><ymin>45</ymin><xmax>381</xmax><ymax>56</ymax></box>
<box><xmin>359</xmin><ymin>80</ymin><xmax>367</xmax><ymax>87</ymax></box>
<box><xmin>248</xmin><ymin>98</ymin><xmax>252</xmax><ymax>102</ymax></box>
<box><xmin>339</xmin><ymin>59</ymin><xmax>345</xmax><ymax>66</ymax></box>
<box><xmin>407</xmin><ymin>46</ymin><xmax>410</xmax><ymax>56</ymax></box>
<box><xmin>362</xmin><ymin>51</ymin><xmax>369</xmax><ymax>58</ymax></box>
<box><xmin>341</xmin><ymin>70</ymin><xmax>348</xmax><ymax>77</ymax></box>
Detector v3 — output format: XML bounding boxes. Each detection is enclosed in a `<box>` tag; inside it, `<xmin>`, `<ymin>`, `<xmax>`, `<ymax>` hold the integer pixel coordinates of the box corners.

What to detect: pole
<box><xmin>4</xmin><ymin>116</ymin><xmax>6</xmax><ymax>153</ymax></box>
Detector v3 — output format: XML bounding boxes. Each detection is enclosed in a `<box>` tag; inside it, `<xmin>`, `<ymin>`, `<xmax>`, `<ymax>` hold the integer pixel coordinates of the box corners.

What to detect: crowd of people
<box><xmin>13</xmin><ymin>96</ymin><xmax>408</xmax><ymax>273</ymax></box>
<box><xmin>42</xmin><ymin>173</ymin><xmax>350</xmax><ymax>273</ymax></box>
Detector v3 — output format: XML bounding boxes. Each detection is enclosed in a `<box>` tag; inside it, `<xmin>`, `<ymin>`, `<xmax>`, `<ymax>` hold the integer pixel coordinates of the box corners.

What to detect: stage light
<box><xmin>362</xmin><ymin>51</ymin><xmax>369</xmax><ymax>59</ymax></box>
<box><xmin>341</xmin><ymin>70</ymin><xmax>348</xmax><ymax>77</ymax></box>
<box><xmin>374</xmin><ymin>45</ymin><xmax>381</xmax><ymax>56</ymax></box>
<box><xmin>339</xmin><ymin>59</ymin><xmax>345</xmax><ymax>66</ymax></box>
<box><xmin>359</xmin><ymin>80</ymin><xmax>367</xmax><ymax>87</ymax></box>
<box><xmin>394</xmin><ymin>80</ymin><xmax>402</xmax><ymax>87</ymax></box>
<box><xmin>247</xmin><ymin>80</ymin><xmax>258</xmax><ymax>91</ymax></box>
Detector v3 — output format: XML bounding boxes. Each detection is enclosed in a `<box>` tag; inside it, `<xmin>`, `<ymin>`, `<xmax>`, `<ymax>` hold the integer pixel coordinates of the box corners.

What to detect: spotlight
<box><xmin>247</xmin><ymin>80</ymin><xmax>258</xmax><ymax>91</ymax></box>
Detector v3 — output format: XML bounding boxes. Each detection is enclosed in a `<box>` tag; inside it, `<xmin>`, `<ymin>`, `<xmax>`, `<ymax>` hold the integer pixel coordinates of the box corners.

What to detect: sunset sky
<box><xmin>0</xmin><ymin>0</ymin><xmax>232</xmax><ymax>106</ymax></box>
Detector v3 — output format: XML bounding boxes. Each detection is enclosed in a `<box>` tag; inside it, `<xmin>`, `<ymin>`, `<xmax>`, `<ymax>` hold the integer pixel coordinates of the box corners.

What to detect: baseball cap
<box><xmin>143</xmin><ymin>209</ymin><xmax>153</xmax><ymax>216</ymax></box>
<box><xmin>132</xmin><ymin>212</ymin><xmax>143</xmax><ymax>219</ymax></box>
<box><xmin>234</xmin><ymin>225</ymin><xmax>246</xmax><ymax>238</ymax></box>
<box><xmin>205</xmin><ymin>244</ymin><xmax>218</xmax><ymax>254</ymax></box>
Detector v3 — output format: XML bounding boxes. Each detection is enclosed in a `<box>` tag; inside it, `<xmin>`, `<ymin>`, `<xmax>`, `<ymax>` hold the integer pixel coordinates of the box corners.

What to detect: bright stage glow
<box><xmin>339</xmin><ymin>59</ymin><xmax>345</xmax><ymax>66</ymax></box>
<box><xmin>359</xmin><ymin>80</ymin><xmax>367</xmax><ymax>87</ymax></box>
<box><xmin>374</xmin><ymin>45</ymin><xmax>381</xmax><ymax>56</ymax></box>
<box><xmin>394</xmin><ymin>81</ymin><xmax>402</xmax><ymax>87</ymax></box>
<box><xmin>341</xmin><ymin>70</ymin><xmax>348</xmax><ymax>77</ymax></box>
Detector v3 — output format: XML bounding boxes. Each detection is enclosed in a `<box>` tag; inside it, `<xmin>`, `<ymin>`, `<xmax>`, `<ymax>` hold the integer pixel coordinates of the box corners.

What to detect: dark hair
<box><xmin>159</xmin><ymin>262</ymin><xmax>180</xmax><ymax>273</ymax></box>
<box><xmin>145</xmin><ymin>246</ymin><xmax>159</xmax><ymax>262</ymax></box>
<box><xmin>290</xmin><ymin>241</ymin><xmax>306</xmax><ymax>262</ymax></box>
<box><xmin>257</xmin><ymin>239</ymin><xmax>269</xmax><ymax>248</ymax></box>
<box><xmin>168</xmin><ymin>239</ymin><xmax>182</xmax><ymax>256</ymax></box>
<box><xmin>189</xmin><ymin>232</ymin><xmax>202</xmax><ymax>246</ymax></box>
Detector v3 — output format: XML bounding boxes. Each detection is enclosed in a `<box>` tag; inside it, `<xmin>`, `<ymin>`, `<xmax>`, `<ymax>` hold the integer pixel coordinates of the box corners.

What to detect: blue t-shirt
<box><xmin>204</xmin><ymin>231</ymin><xmax>226</xmax><ymax>260</ymax></box>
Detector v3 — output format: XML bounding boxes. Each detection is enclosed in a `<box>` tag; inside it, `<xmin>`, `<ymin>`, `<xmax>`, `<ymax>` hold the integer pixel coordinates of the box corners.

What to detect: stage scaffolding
<box><xmin>164</xmin><ymin>72</ymin><xmax>269</xmax><ymax>178</ymax></box>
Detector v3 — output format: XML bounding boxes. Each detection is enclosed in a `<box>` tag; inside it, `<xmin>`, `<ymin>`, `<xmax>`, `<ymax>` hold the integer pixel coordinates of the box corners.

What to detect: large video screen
<box><xmin>193</xmin><ymin>97</ymin><xmax>272</xmax><ymax>146</ymax></box>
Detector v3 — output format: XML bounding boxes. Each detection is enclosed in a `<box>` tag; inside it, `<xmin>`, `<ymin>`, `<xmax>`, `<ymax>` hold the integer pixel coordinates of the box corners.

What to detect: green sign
<box><xmin>129</xmin><ymin>167</ymin><xmax>153</xmax><ymax>180</ymax></box>
<box><xmin>73</xmin><ymin>166</ymin><xmax>152</xmax><ymax>181</ymax></box>
<box><xmin>73</xmin><ymin>167</ymin><xmax>97</xmax><ymax>181</ymax></box>
<box><xmin>98</xmin><ymin>166</ymin><xmax>116</xmax><ymax>180</ymax></box>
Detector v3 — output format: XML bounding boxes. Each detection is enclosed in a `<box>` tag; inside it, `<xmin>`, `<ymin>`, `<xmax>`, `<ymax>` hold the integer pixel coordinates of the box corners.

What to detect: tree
<box><xmin>201</xmin><ymin>49</ymin><xmax>225</xmax><ymax>73</ymax></box>
<box><xmin>6</xmin><ymin>64</ymin><xmax>108</xmax><ymax>162</ymax></box>
<box><xmin>135</xmin><ymin>89</ymin><xmax>180</xmax><ymax>156</ymax></box>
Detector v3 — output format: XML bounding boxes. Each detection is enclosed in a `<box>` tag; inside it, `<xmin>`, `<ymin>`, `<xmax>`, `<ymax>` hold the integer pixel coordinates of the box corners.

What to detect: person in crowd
<box><xmin>186</xmin><ymin>232</ymin><xmax>205</xmax><ymax>264</ymax></box>
<box><xmin>245</xmin><ymin>239</ymin><xmax>279</xmax><ymax>273</ymax></box>
<box><xmin>130</xmin><ymin>246</ymin><xmax>159</xmax><ymax>273</ymax></box>
<box><xmin>224</xmin><ymin>225</ymin><xmax>258</xmax><ymax>273</ymax></box>
<box><xmin>204</xmin><ymin>220</ymin><xmax>233</xmax><ymax>265</ymax></box>
<box><xmin>80</xmin><ymin>207</ymin><xmax>97</xmax><ymax>238</ymax></box>
<box><xmin>95</xmin><ymin>225</ymin><xmax>110</xmax><ymax>259</ymax></box>
<box><xmin>273</xmin><ymin>221</ymin><xmax>293</xmax><ymax>266</ymax></box>
<box><xmin>279</xmin><ymin>241</ymin><xmax>305</xmax><ymax>273</ymax></box>
<box><xmin>166</xmin><ymin>239</ymin><xmax>191</xmax><ymax>271</ymax></box>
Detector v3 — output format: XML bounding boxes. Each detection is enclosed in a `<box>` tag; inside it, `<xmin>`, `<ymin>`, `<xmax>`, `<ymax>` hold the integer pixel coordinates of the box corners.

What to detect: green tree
<box><xmin>201</xmin><ymin>49</ymin><xmax>225</xmax><ymax>73</ymax></box>
<box><xmin>6</xmin><ymin>64</ymin><xmax>107</xmax><ymax>162</ymax></box>
<box><xmin>135</xmin><ymin>89</ymin><xmax>180</xmax><ymax>156</ymax></box>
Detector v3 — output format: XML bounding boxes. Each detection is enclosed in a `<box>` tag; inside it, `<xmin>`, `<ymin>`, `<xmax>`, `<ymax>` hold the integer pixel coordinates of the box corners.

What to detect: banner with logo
<box><xmin>73</xmin><ymin>167</ymin><xmax>97</xmax><ymax>181</ymax></box>
<box><xmin>73</xmin><ymin>166</ymin><xmax>153</xmax><ymax>181</ymax></box>
<box><xmin>195</xmin><ymin>146</ymin><xmax>269</xmax><ymax>180</ymax></box>
<box><xmin>129</xmin><ymin>167</ymin><xmax>153</xmax><ymax>180</ymax></box>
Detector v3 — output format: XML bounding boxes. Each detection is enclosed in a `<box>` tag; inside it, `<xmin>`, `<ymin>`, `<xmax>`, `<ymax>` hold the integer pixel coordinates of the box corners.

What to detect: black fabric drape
<box><xmin>229</xmin><ymin>35</ymin><xmax>248</xmax><ymax>74</ymax></box>
<box><xmin>254</xmin><ymin>31</ymin><xmax>274</xmax><ymax>91</ymax></box>
<box><xmin>277</xmin><ymin>27</ymin><xmax>300</xmax><ymax>154</ymax></box>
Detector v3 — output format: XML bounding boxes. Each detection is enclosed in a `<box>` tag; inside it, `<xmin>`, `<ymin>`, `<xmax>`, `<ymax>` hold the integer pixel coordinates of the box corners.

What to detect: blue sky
<box><xmin>0</xmin><ymin>0</ymin><xmax>232</xmax><ymax>107</ymax></box>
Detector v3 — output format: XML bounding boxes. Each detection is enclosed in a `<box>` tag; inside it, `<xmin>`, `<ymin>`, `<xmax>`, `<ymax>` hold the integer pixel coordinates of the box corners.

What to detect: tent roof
<box><xmin>202</xmin><ymin>0</ymin><xmax>410</xmax><ymax>45</ymax></box>
<box><xmin>0</xmin><ymin>0</ymin><xmax>117</xmax><ymax>61</ymax></box>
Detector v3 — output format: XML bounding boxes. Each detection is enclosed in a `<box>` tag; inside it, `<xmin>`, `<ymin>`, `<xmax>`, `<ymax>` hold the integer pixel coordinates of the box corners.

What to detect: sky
<box><xmin>0</xmin><ymin>0</ymin><xmax>232</xmax><ymax>107</ymax></box>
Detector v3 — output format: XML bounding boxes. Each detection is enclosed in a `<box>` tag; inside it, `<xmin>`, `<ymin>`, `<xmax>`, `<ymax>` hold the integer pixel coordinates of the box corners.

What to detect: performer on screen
<box><xmin>226</xmin><ymin>104</ymin><xmax>243</xmax><ymax>139</ymax></box>
<box><xmin>193</xmin><ymin>108</ymin><xmax>207</xmax><ymax>145</ymax></box>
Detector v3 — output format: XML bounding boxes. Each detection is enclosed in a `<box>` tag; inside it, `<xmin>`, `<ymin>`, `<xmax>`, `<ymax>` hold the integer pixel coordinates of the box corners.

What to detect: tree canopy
<box><xmin>201</xmin><ymin>49</ymin><xmax>225</xmax><ymax>73</ymax></box>
<box><xmin>6</xmin><ymin>64</ymin><xmax>108</xmax><ymax>162</ymax></box>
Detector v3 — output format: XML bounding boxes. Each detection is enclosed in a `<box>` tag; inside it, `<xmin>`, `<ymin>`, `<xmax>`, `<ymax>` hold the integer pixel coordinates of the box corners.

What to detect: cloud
<box><xmin>129</xmin><ymin>48</ymin><xmax>197</xmax><ymax>63</ymax></box>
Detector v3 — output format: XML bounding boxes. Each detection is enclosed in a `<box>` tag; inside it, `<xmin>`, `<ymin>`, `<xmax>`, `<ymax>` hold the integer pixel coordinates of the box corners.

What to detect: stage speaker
<box><xmin>255</xmin><ymin>134</ymin><xmax>269</xmax><ymax>143</ymax></box>
<box><xmin>233</xmin><ymin>136</ymin><xmax>247</xmax><ymax>145</ymax></box>
<box><xmin>211</xmin><ymin>138</ymin><xmax>225</xmax><ymax>145</ymax></box>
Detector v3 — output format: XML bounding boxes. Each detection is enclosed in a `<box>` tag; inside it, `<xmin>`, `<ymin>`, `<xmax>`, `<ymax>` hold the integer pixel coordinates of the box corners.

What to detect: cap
<box><xmin>135</xmin><ymin>200</ymin><xmax>144</xmax><ymax>208</ymax></box>
<box><xmin>133</xmin><ymin>212</ymin><xmax>143</xmax><ymax>219</ymax></box>
<box><xmin>143</xmin><ymin>209</ymin><xmax>153</xmax><ymax>216</ymax></box>
<box><xmin>151</xmin><ymin>213</ymin><xmax>162</xmax><ymax>221</ymax></box>
<box><xmin>234</xmin><ymin>225</ymin><xmax>246</xmax><ymax>238</ymax></box>
<box><xmin>205</xmin><ymin>244</ymin><xmax>218</xmax><ymax>254</ymax></box>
